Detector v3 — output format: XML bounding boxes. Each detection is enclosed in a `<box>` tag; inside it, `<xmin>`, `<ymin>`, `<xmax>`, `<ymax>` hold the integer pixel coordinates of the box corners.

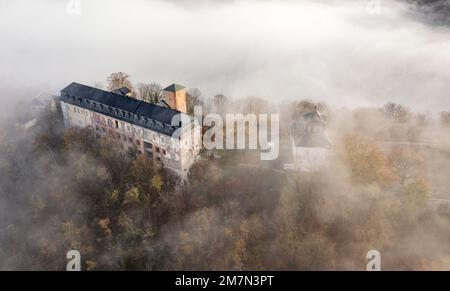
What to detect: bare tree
<box><xmin>107</xmin><ymin>72</ymin><xmax>135</xmax><ymax>97</ymax></box>
<box><xmin>186</xmin><ymin>88</ymin><xmax>203</xmax><ymax>115</ymax></box>
<box><xmin>138</xmin><ymin>82</ymin><xmax>164</xmax><ymax>103</ymax></box>
<box><xmin>212</xmin><ymin>94</ymin><xmax>228</xmax><ymax>116</ymax></box>
<box><xmin>381</xmin><ymin>102</ymin><xmax>412</xmax><ymax>123</ymax></box>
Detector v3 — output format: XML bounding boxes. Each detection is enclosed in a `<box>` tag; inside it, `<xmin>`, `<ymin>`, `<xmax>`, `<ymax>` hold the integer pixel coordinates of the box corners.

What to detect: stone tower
<box><xmin>163</xmin><ymin>83</ymin><xmax>187</xmax><ymax>113</ymax></box>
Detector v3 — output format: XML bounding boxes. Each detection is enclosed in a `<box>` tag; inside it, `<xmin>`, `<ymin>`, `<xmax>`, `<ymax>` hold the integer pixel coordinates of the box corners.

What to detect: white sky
<box><xmin>0</xmin><ymin>0</ymin><xmax>449</xmax><ymax>111</ymax></box>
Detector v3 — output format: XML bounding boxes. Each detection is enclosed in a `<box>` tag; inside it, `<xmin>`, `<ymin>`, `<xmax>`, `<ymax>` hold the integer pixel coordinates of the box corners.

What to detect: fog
<box><xmin>1</xmin><ymin>0</ymin><xmax>450</xmax><ymax>271</ymax></box>
<box><xmin>0</xmin><ymin>0</ymin><xmax>449</xmax><ymax>111</ymax></box>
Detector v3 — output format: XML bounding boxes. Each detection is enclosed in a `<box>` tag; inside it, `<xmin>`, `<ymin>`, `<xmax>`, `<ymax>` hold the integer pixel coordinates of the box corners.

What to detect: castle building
<box><xmin>290</xmin><ymin>108</ymin><xmax>332</xmax><ymax>172</ymax></box>
<box><xmin>59</xmin><ymin>82</ymin><xmax>201</xmax><ymax>177</ymax></box>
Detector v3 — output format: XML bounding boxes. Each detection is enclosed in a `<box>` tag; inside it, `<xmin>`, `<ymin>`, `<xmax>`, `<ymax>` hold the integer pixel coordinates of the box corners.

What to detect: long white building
<box><xmin>59</xmin><ymin>82</ymin><xmax>201</xmax><ymax>177</ymax></box>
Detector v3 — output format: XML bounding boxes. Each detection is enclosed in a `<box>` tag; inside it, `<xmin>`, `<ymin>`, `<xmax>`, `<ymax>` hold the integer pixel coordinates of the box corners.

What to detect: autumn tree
<box><xmin>33</xmin><ymin>107</ymin><xmax>65</xmax><ymax>156</ymax></box>
<box><xmin>343</xmin><ymin>134</ymin><xmax>395</xmax><ymax>186</ymax></box>
<box><xmin>388</xmin><ymin>146</ymin><xmax>425</xmax><ymax>185</ymax></box>
<box><xmin>403</xmin><ymin>178</ymin><xmax>431</xmax><ymax>208</ymax></box>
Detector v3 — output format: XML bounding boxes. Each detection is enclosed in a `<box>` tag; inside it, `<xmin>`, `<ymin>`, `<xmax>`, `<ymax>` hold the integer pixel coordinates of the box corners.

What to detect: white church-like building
<box><xmin>290</xmin><ymin>108</ymin><xmax>332</xmax><ymax>172</ymax></box>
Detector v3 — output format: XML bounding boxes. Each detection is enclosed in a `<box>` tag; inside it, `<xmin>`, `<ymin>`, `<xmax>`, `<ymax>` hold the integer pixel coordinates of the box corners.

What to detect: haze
<box><xmin>0</xmin><ymin>0</ymin><xmax>449</xmax><ymax>111</ymax></box>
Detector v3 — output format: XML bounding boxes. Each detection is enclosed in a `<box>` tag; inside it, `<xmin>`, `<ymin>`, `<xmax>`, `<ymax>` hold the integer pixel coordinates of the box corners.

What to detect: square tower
<box><xmin>163</xmin><ymin>83</ymin><xmax>187</xmax><ymax>113</ymax></box>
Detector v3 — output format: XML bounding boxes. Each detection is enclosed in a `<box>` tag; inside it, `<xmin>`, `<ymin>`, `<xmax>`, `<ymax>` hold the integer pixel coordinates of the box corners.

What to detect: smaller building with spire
<box><xmin>290</xmin><ymin>108</ymin><xmax>332</xmax><ymax>172</ymax></box>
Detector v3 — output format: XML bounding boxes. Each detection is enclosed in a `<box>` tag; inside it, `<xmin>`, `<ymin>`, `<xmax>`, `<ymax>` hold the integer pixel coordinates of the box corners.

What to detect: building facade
<box><xmin>60</xmin><ymin>82</ymin><xmax>201</xmax><ymax>177</ymax></box>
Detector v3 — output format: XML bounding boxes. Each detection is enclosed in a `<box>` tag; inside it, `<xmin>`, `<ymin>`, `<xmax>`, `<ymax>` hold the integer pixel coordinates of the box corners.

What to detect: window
<box><xmin>115</xmin><ymin>120</ymin><xmax>119</xmax><ymax>129</ymax></box>
<box><xmin>155</xmin><ymin>147</ymin><xmax>160</xmax><ymax>153</ymax></box>
<box><xmin>136</xmin><ymin>140</ymin><xmax>141</xmax><ymax>146</ymax></box>
<box><xmin>162</xmin><ymin>149</ymin><xmax>167</xmax><ymax>155</ymax></box>
<box><xmin>128</xmin><ymin>137</ymin><xmax>133</xmax><ymax>143</ymax></box>
<box><xmin>144</xmin><ymin>142</ymin><xmax>153</xmax><ymax>149</ymax></box>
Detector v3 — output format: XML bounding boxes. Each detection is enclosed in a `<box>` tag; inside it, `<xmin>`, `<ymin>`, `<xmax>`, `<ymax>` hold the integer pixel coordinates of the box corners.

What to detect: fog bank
<box><xmin>0</xmin><ymin>0</ymin><xmax>449</xmax><ymax>111</ymax></box>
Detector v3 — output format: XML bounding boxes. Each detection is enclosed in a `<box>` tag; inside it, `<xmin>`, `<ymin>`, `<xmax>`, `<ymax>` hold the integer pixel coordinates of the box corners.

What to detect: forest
<box><xmin>0</xmin><ymin>91</ymin><xmax>449</xmax><ymax>270</ymax></box>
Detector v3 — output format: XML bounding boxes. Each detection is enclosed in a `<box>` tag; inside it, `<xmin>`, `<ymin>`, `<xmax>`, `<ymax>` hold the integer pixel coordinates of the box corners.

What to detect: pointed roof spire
<box><xmin>163</xmin><ymin>83</ymin><xmax>185</xmax><ymax>93</ymax></box>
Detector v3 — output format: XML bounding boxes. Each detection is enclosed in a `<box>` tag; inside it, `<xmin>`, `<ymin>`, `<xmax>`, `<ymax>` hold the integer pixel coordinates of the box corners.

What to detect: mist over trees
<box><xmin>0</xmin><ymin>93</ymin><xmax>449</xmax><ymax>270</ymax></box>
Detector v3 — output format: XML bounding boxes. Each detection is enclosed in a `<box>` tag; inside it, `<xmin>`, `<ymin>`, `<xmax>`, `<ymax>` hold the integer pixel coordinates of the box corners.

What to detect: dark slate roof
<box><xmin>156</xmin><ymin>99</ymin><xmax>172</xmax><ymax>109</ymax></box>
<box><xmin>112</xmin><ymin>87</ymin><xmax>131</xmax><ymax>95</ymax></box>
<box><xmin>163</xmin><ymin>83</ymin><xmax>185</xmax><ymax>93</ymax></box>
<box><xmin>60</xmin><ymin>82</ymin><xmax>190</xmax><ymax>137</ymax></box>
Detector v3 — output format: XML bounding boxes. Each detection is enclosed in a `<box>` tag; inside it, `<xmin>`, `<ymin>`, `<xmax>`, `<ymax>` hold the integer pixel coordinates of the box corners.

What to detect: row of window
<box><xmin>94</xmin><ymin>126</ymin><xmax>168</xmax><ymax>157</ymax></box>
<box><xmin>70</xmin><ymin>103</ymin><xmax>173</xmax><ymax>158</ymax></box>
<box><xmin>71</xmin><ymin>105</ymin><xmax>89</xmax><ymax>116</ymax></box>
<box><xmin>69</xmin><ymin>103</ymin><xmax>186</xmax><ymax>147</ymax></box>
<box><xmin>70</xmin><ymin>104</ymin><xmax>174</xmax><ymax>145</ymax></box>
